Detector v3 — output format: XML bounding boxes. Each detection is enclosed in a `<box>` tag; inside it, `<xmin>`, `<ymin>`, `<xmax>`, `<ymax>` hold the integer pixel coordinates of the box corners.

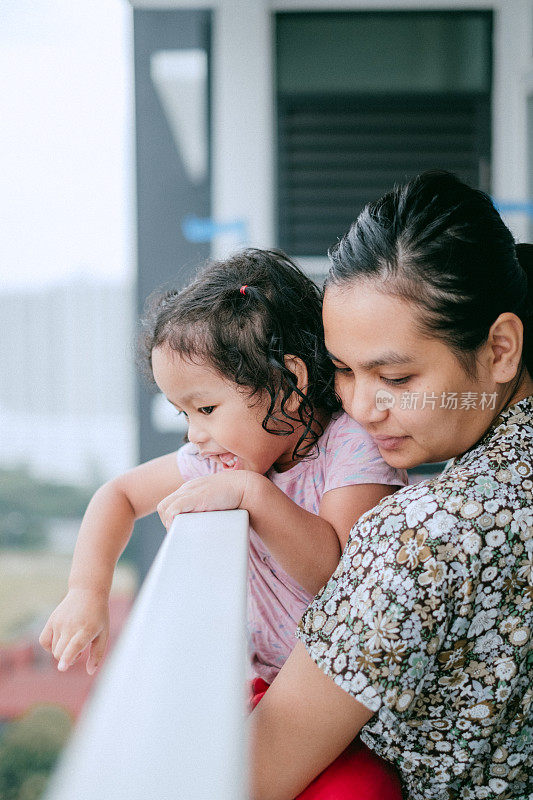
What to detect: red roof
<box><xmin>0</xmin><ymin>596</ymin><xmax>132</xmax><ymax>721</ymax></box>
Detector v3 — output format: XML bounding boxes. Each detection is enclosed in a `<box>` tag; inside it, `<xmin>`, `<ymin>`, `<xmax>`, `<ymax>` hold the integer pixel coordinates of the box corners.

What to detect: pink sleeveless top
<box><xmin>177</xmin><ymin>412</ymin><xmax>407</xmax><ymax>681</ymax></box>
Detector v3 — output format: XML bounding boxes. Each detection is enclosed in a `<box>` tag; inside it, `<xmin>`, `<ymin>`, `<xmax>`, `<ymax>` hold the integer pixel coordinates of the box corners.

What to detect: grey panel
<box><xmin>278</xmin><ymin>93</ymin><xmax>490</xmax><ymax>256</ymax></box>
<box><xmin>133</xmin><ymin>9</ymin><xmax>211</xmax><ymax>579</ymax></box>
<box><xmin>276</xmin><ymin>11</ymin><xmax>492</xmax><ymax>95</ymax></box>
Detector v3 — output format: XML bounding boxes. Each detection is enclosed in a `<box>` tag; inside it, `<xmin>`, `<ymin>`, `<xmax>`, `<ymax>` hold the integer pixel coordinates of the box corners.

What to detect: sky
<box><xmin>0</xmin><ymin>0</ymin><xmax>133</xmax><ymax>289</ymax></box>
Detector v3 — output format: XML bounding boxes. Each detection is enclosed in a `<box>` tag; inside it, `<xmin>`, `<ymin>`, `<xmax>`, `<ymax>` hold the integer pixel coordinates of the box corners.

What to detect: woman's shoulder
<box><xmin>351</xmin><ymin>444</ymin><xmax>530</xmax><ymax>553</ymax></box>
<box><xmin>346</xmin><ymin>468</ymin><xmax>470</xmax><ymax>543</ymax></box>
<box><xmin>439</xmin><ymin>408</ymin><xmax>533</xmax><ymax>510</ymax></box>
<box><xmin>458</xmin><ymin>393</ymin><xmax>533</xmax><ymax>474</ymax></box>
<box><xmin>354</xmin><ymin>478</ymin><xmax>443</xmax><ymax>527</ymax></box>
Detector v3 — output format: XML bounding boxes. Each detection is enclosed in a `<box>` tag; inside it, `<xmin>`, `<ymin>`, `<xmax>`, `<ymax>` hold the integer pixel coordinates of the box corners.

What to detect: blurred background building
<box><xmin>0</xmin><ymin>5</ymin><xmax>137</xmax><ymax>795</ymax></box>
<box><xmin>2</xmin><ymin>3</ymin><xmax>533</xmax><ymax>795</ymax></box>
<box><xmin>130</xmin><ymin>0</ymin><xmax>533</xmax><ymax>572</ymax></box>
<box><xmin>0</xmin><ymin>279</ymin><xmax>134</xmax><ymax>485</ymax></box>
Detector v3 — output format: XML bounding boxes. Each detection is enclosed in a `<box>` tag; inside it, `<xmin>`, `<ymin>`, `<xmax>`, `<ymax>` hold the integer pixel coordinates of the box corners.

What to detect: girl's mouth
<box><xmin>218</xmin><ymin>453</ymin><xmax>239</xmax><ymax>469</ymax></box>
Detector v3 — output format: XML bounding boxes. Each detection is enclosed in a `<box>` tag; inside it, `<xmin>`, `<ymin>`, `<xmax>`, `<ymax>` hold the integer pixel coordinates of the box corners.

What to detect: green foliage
<box><xmin>0</xmin><ymin>468</ymin><xmax>95</xmax><ymax>549</ymax></box>
<box><xmin>17</xmin><ymin>773</ymin><xmax>49</xmax><ymax>800</ymax></box>
<box><xmin>0</xmin><ymin>468</ymin><xmax>94</xmax><ymax>518</ymax></box>
<box><xmin>0</xmin><ymin>705</ymin><xmax>72</xmax><ymax>800</ymax></box>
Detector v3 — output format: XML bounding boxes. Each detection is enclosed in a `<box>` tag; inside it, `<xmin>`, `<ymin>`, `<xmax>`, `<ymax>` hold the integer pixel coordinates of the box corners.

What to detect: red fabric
<box><xmin>250</xmin><ymin>677</ymin><xmax>270</xmax><ymax>710</ymax></box>
<box><xmin>250</xmin><ymin>679</ymin><xmax>403</xmax><ymax>800</ymax></box>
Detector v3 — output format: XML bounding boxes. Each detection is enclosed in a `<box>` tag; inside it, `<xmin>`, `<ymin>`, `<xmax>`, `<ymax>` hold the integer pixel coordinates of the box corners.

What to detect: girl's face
<box><xmin>323</xmin><ymin>283</ymin><xmax>502</xmax><ymax>470</ymax></box>
<box><xmin>151</xmin><ymin>345</ymin><xmax>302</xmax><ymax>474</ymax></box>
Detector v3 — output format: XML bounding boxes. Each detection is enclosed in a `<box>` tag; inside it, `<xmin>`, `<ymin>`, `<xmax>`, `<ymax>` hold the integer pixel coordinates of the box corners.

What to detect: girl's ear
<box><xmin>284</xmin><ymin>355</ymin><xmax>309</xmax><ymax>411</ymax></box>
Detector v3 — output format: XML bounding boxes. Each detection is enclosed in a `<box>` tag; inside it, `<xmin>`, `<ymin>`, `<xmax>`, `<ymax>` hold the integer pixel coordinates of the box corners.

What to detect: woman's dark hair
<box><xmin>139</xmin><ymin>248</ymin><xmax>341</xmax><ymax>460</ymax></box>
<box><xmin>327</xmin><ymin>170</ymin><xmax>533</xmax><ymax>378</ymax></box>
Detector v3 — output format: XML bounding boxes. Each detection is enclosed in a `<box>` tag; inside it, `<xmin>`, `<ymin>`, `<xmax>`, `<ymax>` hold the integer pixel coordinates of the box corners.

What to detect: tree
<box><xmin>0</xmin><ymin>705</ymin><xmax>72</xmax><ymax>800</ymax></box>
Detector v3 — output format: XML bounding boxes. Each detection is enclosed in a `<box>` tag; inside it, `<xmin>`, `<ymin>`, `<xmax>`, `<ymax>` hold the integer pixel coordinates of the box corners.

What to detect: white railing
<box><xmin>44</xmin><ymin>510</ymin><xmax>249</xmax><ymax>800</ymax></box>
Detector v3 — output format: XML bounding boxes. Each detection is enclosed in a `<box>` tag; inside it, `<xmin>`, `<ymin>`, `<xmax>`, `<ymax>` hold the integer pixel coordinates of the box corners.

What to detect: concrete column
<box><xmin>492</xmin><ymin>0</ymin><xmax>533</xmax><ymax>240</ymax></box>
<box><xmin>212</xmin><ymin>0</ymin><xmax>275</xmax><ymax>256</ymax></box>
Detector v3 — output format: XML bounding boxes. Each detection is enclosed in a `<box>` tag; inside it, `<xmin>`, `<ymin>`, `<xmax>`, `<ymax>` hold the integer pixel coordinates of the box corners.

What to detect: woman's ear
<box><xmin>486</xmin><ymin>313</ymin><xmax>524</xmax><ymax>383</ymax></box>
<box><xmin>284</xmin><ymin>355</ymin><xmax>309</xmax><ymax>410</ymax></box>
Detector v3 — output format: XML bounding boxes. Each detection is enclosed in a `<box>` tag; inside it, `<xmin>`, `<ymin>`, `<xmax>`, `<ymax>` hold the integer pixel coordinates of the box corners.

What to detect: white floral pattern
<box><xmin>298</xmin><ymin>396</ymin><xmax>533</xmax><ymax>799</ymax></box>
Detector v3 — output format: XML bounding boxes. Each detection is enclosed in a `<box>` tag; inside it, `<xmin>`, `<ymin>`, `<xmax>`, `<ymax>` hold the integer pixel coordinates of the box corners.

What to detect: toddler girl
<box><xmin>40</xmin><ymin>248</ymin><xmax>405</xmax><ymax>797</ymax></box>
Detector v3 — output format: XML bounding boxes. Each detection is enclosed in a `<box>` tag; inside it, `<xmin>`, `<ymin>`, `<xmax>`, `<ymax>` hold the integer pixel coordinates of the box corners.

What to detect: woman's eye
<box><xmin>198</xmin><ymin>406</ymin><xmax>215</xmax><ymax>415</ymax></box>
<box><xmin>381</xmin><ymin>376</ymin><xmax>410</xmax><ymax>386</ymax></box>
<box><xmin>334</xmin><ymin>366</ymin><xmax>352</xmax><ymax>375</ymax></box>
<box><xmin>176</xmin><ymin>409</ymin><xmax>188</xmax><ymax>418</ymax></box>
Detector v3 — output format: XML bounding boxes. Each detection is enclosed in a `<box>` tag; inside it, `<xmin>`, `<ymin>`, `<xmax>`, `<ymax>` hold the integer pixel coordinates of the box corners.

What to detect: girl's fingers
<box><xmin>86</xmin><ymin>631</ymin><xmax>108</xmax><ymax>676</ymax></box>
<box><xmin>52</xmin><ymin>628</ymin><xmax>67</xmax><ymax>659</ymax></box>
<box><xmin>158</xmin><ymin>484</ymin><xmax>198</xmax><ymax>524</ymax></box>
<box><xmin>52</xmin><ymin>632</ymin><xmax>68</xmax><ymax>663</ymax></box>
<box><xmin>157</xmin><ymin>496</ymin><xmax>174</xmax><ymax>526</ymax></box>
<box><xmin>156</xmin><ymin>497</ymin><xmax>169</xmax><ymax>517</ymax></box>
<box><xmin>159</xmin><ymin>484</ymin><xmax>212</xmax><ymax>527</ymax></box>
<box><xmin>157</xmin><ymin>487</ymin><xmax>180</xmax><ymax>516</ymax></box>
<box><xmin>57</xmin><ymin>631</ymin><xmax>93</xmax><ymax>672</ymax></box>
<box><xmin>39</xmin><ymin>622</ymin><xmax>53</xmax><ymax>651</ymax></box>
<box><xmin>158</xmin><ymin>500</ymin><xmax>183</xmax><ymax>528</ymax></box>
<box><xmin>164</xmin><ymin>501</ymin><xmax>178</xmax><ymax>524</ymax></box>
<box><xmin>166</xmin><ymin>498</ymin><xmax>196</xmax><ymax>523</ymax></box>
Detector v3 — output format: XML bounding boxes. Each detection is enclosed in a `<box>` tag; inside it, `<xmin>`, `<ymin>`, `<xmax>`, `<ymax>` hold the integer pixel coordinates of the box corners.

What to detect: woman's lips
<box><xmin>372</xmin><ymin>435</ymin><xmax>409</xmax><ymax>451</ymax></box>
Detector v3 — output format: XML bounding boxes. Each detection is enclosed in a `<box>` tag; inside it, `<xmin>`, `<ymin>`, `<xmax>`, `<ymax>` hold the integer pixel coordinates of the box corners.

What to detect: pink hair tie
<box><xmin>239</xmin><ymin>285</ymin><xmax>248</xmax><ymax>295</ymax></box>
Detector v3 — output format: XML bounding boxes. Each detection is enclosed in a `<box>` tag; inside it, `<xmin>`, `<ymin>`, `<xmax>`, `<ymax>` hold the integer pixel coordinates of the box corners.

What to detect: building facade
<box><xmin>0</xmin><ymin>279</ymin><xmax>135</xmax><ymax>484</ymax></box>
<box><xmin>129</xmin><ymin>0</ymin><xmax>533</xmax><ymax>573</ymax></box>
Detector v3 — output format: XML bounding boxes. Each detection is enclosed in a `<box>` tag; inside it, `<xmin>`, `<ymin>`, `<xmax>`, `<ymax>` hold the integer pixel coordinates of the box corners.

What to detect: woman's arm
<box><xmin>249</xmin><ymin>641</ymin><xmax>374</xmax><ymax>800</ymax></box>
<box><xmin>157</xmin><ymin>472</ymin><xmax>396</xmax><ymax>594</ymax></box>
<box><xmin>39</xmin><ymin>452</ymin><xmax>184</xmax><ymax>672</ymax></box>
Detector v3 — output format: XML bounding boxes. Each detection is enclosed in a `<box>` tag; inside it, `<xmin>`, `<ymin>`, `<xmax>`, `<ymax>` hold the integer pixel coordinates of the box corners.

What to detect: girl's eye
<box><xmin>198</xmin><ymin>406</ymin><xmax>215</xmax><ymax>415</ymax></box>
<box><xmin>381</xmin><ymin>376</ymin><xmax>411</xmax><ymax>386</ymax></box>
<box><xmin>176</xmin><ymin>409</ymin><xmax>188</xmax><ymax>418</ymax></box>
<box><xmin>334</xmin><ymin>366</ymin><xmax>352</xmax><ymax>375</ymax></box>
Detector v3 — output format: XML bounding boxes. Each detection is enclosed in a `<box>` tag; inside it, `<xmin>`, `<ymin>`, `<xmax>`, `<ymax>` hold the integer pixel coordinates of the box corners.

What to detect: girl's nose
<box><xmin>186</xmin><ymin>419</ymin><xmax>209</xmax><ymax>445</ymax></box>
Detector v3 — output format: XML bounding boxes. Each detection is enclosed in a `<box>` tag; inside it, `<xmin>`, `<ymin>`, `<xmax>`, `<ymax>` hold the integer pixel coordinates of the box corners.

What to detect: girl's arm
<box><xmin>157</xmin><ymin>473</ymin><xmax>397</xmax><ymax>594</ymax></box>
<box><xmin>247</xmin><ymin>477</ymin><xmax>396</xmax><ymax>593</ymax></box>
<box><xmin>39</xmin><ymin>453</ymin><xmax>184</xmax><ymax>673</ymax></box>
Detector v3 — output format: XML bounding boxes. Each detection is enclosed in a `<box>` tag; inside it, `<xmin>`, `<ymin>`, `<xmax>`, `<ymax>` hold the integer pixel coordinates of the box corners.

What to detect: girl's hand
<box><xmin>38</xmin><ymin>586</ymin><xmax>110</xmax><ymax>675</ymax></box>
<box><xmin>157</xmin><ymin>470</ymin><xmax>252</xmax><ymax>529</ymax></box>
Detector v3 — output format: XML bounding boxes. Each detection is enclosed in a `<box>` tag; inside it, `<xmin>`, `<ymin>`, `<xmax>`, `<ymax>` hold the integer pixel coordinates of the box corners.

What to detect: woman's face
<box><xmin>323</xmin><ymin>283</ymin><xmax>501</xmax><ymax>469</ymax></box>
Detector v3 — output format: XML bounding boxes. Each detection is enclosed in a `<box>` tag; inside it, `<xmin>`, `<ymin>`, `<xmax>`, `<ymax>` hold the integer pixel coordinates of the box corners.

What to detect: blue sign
<box><xmin>495</xmin><ymin>201</ymin><xmax>533</xmax><ymax>218</ymax></box>
<box><xmin>182</xmin><ymin>216</ymin><xmax>248</xmax><ymax>243</ymax></box>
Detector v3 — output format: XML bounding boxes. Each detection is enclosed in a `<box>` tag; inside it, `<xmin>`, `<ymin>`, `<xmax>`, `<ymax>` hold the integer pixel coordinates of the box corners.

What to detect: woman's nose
<box><xmin>343</xmin><ymin>383</ymin><xmax>389</xmax><ymax>427</ymax></box>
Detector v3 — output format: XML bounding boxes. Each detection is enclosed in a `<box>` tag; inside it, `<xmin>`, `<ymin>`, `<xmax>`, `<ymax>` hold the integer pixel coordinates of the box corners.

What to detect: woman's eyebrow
<box><xmin>362</xmin><ymin>352</ymin><xmax>415</xmax><ymax>370</ymax></box>
<box><xmin>326</xmin><ymin>350</ymin><xmax>344</xmax><ymax>363</ymax></box>
<box><xmin>326</xmin><ymin>350</ymin><xmax>415</xmax><ymax>369</ymax></box>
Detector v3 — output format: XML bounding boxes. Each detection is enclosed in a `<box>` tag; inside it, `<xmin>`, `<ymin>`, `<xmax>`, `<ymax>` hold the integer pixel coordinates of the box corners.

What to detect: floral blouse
<box><xmin>298</xmin><ymin>395</ymin><xmax>533</xmax><ymax>800</ymax></box>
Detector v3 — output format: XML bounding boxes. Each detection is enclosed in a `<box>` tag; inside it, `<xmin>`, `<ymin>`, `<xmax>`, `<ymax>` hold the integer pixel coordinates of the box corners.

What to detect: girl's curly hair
<box><xmin>139</xmin><ymin>248</ymin><xmax>341</xmax><ymax>460</ymax></box>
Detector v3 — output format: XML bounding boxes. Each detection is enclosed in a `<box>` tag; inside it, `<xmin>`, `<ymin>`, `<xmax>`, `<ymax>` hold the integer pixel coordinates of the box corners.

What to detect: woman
<box><xmin>250</xmin><ymin>171</ymin><xmax>533</xmax><ymax>800</ymax></box>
